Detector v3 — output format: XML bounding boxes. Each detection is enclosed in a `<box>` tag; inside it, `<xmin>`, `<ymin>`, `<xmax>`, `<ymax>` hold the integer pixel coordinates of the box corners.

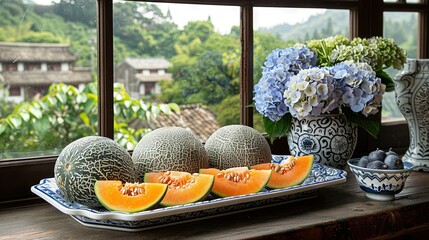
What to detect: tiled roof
<box><xmin>124</xmin><ymin>57</ymin><xmax>170</xmax><ymax>70</ymax></box>
<box><xmin>0</xmin><ymin>42</ymin><xmax>77</xmax><ymax>62</ymax></box>
<box><xmin>1</xmin><ymin>70</ymin><xmax>92</xmax><ymax>86</ymax></box>
<box><xmin>148</xmin><ymin>104</ymin><xmax>219</xmax><ymax>143</ymax></box>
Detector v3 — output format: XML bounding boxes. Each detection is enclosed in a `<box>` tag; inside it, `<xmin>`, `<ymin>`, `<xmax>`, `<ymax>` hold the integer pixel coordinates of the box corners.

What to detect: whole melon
<box><xmin>132</xmin><ymin>127</ymin><xmax>209</xmax><ymax>181</ymax></box>
<box><xmin>204</xmin><ymin>125</ymin><xmax>272</xmax><ymax>169</ymax></box>
<box><xmin>54</xmin><ymin>136</ymin><xmax>135</xmax><ymax>208</ymax></box>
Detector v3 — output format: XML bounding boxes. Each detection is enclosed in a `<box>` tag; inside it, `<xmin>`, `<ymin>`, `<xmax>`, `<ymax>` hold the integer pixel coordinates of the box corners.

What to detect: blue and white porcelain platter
<box><xmin>31</xmin><ymin>157</ymin><xmax>347</xmax><ymax>232</ymax></box>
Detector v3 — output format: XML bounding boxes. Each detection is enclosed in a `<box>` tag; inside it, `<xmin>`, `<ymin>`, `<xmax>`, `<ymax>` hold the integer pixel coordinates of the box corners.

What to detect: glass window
<box><xmin>8</xmin><ymin>86</ymin><xmax>21</xmax><ymax>96</ymax></box>
<box><xmin>113</xmin><ymin>1</ymin><xmax>240</xmax><ymax>148</ymax></box>
<box><xmin>47</xmin><ymin>63</ymin><xmax>62</xmax><ymax>71</ymax></box>
<box><xmin>0</xmin><ymin>0</ymin><xmax>97</xmax><ymax>159</ymax></box>
<box><xmin>25</xmin><ymin>63</ymin><xmax>42</xmax><ymax>71</ymax></box>
<box><xmin>3</xmin><ymin>63</ymin><xmax>18</xmax><ymax>71</ymax></box>
<box><xmin>382</xmin><ymin>12</ymin><xmax>418</xmax><ymax>122</ymax></box>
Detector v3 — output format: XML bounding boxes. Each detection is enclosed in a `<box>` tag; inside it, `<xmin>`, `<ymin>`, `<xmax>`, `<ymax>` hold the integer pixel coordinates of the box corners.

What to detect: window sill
<box><xmin>1</xmin><ymin>170</ymin><xmax>428</xmax><ymax>239</ymax></box>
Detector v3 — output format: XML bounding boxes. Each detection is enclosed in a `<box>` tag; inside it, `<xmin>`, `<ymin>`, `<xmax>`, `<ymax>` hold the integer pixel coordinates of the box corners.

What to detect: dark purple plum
<box><xmin>385</xmin><ymin>148</ymin><xmax>398</xmax><ymax>157</ymax></box>
<box><xmin>357</xmin><ymin>156</ymin><xmax>369</xmax><ymax>168</ymax></box>
<box><xmin>384</xmin><ymin>155</ymin><xmax>404</xmax><ymax>169</ymax></box>
<box><xmin>366</xmin><ymin>160</ymin><xmax>388</xmax><ymax>169</ymax></box>
<box><xmin>368</xmin><ymin>148</ymin><xmax>386</xmax><ymax>162</ymax></box>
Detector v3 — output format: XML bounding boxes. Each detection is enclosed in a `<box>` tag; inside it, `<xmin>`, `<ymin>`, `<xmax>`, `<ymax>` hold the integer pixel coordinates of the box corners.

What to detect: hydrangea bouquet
<box><xmin>254</xmin><ymin>36</ymin><xmax>400</xmax><ymax>142</ymax></box>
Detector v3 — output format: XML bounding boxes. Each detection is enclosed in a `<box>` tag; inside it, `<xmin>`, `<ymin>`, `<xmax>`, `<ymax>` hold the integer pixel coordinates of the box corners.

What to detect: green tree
<box><xmin>53</xmin><ymin>0</ymin><xmax>97</xmax><ymax>27</ymax></box>
<box><xmin>18</xmin><ymin>31</ymin><xmax>63</xmax><ymax>43</ymax></box>
<box><xmin>112</xmin><ymin>2</ymin><xmax>179</xmax><ymax>60</ymax></box>
<box><xmin>164</xmin><ymin>51</ymin><xmax>232</xmax><ymax>105</ymax></box>
<box><xmin>213</xmin><ymin>94</ymin><xmax>240</xmax><ymax>126</ymax></box>
<box><xmin>0</xmin><ymin>82</ymin><xmax>179</xmax><ymax>157</ymax></box>
<box><xmin>322</xmin><ymin>17</ymin><xmax>334</xmax><ymax>37</ymax></box>
<box><xmin>182</xmin><ymin>20</ymin><xmax>215</xmax><ymax>43</ymax></box>
<box><xmin>0</xmin><ymin>0</ymin><xmax>27</xmax><ymax>26</ymax></box>
<box><xmin>160</xmin><ymin>20</ymin><xmax>241</xmax><ymax>106</ymax></box>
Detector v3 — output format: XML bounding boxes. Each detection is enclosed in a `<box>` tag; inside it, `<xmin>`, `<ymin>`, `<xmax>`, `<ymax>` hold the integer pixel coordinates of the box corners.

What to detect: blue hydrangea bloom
<box><xmin>329</xmin><ymin>61</ymin><xmax>385</xmax><ymax>116</ymax></box>
<box><xmin>254</xmin><ymin>46</ymin><xmax>317</xmax><ymax>121</ymax></box>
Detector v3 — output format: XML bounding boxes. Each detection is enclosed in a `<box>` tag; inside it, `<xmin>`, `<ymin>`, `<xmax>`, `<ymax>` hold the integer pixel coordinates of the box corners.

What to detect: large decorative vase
<box><xmin>287</xmin><ymin>114</ymin><xmax>357</xmax><ymax>169</ymax></box>
<box><xmin>394</xmin><ymin>58</ymin><xmax>429</xmax><ymax>172</ymax></box>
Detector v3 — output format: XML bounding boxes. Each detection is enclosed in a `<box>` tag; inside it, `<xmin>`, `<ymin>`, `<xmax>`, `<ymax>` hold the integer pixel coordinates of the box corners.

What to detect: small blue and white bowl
<box><xmin>347</xmin><ymin>158</ymin><xmax>414</xmax><ymax>201</ymax></box>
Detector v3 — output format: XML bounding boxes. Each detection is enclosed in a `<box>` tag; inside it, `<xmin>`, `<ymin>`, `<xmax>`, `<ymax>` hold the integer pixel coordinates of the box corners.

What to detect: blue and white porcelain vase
<box><xmin>394</xmin><ymin>58</ymin><xmax>429</xmax><ymax>172</ymax></box>
<box><xmin>287</xmin><ymin>114</ymin><xmax>357</xmax><ymax>170</ymax></box>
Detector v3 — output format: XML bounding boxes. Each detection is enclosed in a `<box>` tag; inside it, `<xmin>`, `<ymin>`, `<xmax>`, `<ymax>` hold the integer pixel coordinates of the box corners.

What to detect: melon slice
<box><xmin>199</xmin><ymin>167</ymin><xmax>271</xmax><ymax>197</ymax></box>
<box><xmin>144</xmin><ymin>171</ymin><xmax>214</xmax><ymax>206</ymax></box>
<box><xmin>251</xmin><ymin>155</ymin><xmax>314</xmax><ymax>189</ymax></box>
<box><xmin>94</xmin><ymin>181</ymin><xmax>167</xmax><ymax>213</ymax></box>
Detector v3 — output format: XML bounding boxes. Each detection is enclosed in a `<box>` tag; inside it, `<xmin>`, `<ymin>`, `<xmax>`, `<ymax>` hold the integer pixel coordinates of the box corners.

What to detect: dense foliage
<box><xmin>0</xmin><ymin>82</ymin><xmax>179</xmax><ymax>157</ymax></box>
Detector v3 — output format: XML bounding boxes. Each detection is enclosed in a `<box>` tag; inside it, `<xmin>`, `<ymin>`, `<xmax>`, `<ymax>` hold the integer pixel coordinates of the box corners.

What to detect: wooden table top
<box><xmin>1</xmin><ymin>170</ymin><xmax>428</xmax><ymax>240</ymax></box>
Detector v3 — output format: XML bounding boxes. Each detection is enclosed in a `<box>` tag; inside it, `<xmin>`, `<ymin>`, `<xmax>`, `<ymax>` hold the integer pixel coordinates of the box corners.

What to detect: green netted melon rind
<box><xmin>132</xmin><ymin>127</ymin><xmax>209</xmax><ymax>181</ymax></box>
<box><xmin>204</xmin><ymin>125</ymin><xmax>272</xmax><ymax>169</ymax></box>
<box><xmin>54</xmin><ymin>136</ymin><xmax>135</xmax><ymax>208</ymax></box>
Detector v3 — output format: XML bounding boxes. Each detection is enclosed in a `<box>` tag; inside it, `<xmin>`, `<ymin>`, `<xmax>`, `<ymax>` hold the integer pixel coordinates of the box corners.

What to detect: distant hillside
<box><xmin>258</xmin><ymin>10</ymin><xmax>349</xmax><ymax>42</ymax></box>
<box><xmin>258</xmin><ymin>10</ymin><xmax>415</xmax><ymax>43</ymax></box>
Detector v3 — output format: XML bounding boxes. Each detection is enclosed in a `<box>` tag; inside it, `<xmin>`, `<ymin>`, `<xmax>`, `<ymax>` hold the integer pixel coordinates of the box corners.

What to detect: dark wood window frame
<box><xmin>1</xmin><ymin>0</ymin><xmax>428</xmax><ymax>207</ymax></box>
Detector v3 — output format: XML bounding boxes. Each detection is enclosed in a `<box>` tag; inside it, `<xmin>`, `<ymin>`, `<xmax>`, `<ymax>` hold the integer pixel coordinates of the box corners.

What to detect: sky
<box><xmin>32</xmin><ymin>1</ymin><xmax>325</xmax><ymax>34</ymax></box>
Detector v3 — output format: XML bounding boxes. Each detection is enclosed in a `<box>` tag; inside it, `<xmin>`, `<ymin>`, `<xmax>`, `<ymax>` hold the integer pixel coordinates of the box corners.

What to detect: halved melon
<box><xmin>94</xmin><ymin>180</ymin><xmax>167</xmax><ymax>213</ymax></box>
<box><xmin>251</xmin><ymin>155</ymin><xmax>314</xmax><ymax>189</ymax></box>
<box><xmin>199</xmin><ymin>167</ymin><xmax>271</xmax><ymax>197</ymax></box>
<box><xmin>144</xmin><ymin>171</ymin><xmax>214</xmax><ymax>206</ymax></box>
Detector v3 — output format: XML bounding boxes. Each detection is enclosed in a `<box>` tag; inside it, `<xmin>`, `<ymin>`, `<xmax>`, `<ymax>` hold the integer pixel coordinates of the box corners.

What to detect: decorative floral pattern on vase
<box><xmin>287</xmin><ymin>114</ymin><xmax>357</xmax><ymax>169</ymax></box>
<box><xmin>395</xmin><ymin>59</ymin><xmax>429</xmax><ymax>172</ymax></box>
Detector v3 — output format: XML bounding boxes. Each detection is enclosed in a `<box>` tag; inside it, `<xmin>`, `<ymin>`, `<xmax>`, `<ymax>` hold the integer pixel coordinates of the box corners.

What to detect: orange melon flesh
<box><xmin>94</xmin><ymin>180</ymin><xmax>167</xmax><ymax>213</ymax></box>
<box><xmin>200</xmin><ymin>167</ymin><xmax>271</xmax><ymax>197</ymax></box>
<box><xmin>144</xmin><ymin>171</ymin><xmax>214</xmax><ymax>207</ymax></box>
<box><xmin>251</xmin><ymin>155</ymin><xmax>314</xmax><ymax>189</ymax></box>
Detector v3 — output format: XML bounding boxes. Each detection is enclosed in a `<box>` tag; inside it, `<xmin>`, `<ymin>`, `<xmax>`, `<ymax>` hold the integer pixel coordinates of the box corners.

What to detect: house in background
<box><xmin>0</xmin><ymin>42</ymin><xmax>92</xmax><ymax>103</ymax></box>
<box><xmin>115</xmin><ymin>57</ymin><xmax>172</xmax><ymax>99</ymax></box>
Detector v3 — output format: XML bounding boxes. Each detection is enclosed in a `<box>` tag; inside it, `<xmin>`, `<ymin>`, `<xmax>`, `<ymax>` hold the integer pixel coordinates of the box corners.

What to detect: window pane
<box><xmin>0</xmin><ymin>0</ymin><xmax>97</xmax><ymax>159</ymax></box>
<box><xmin>113</xmin><ymin>1</ymin><xmax>240</xmax><ymax>148</ymax></box>
<box><xmin>382</xmin><ymin>12</ymin><xmax>418</xmax><ymax>122</ymax></box>
<box><xmin>253</xmin><ymin>8</ymin><xmax>350</xmax><ymax>132</ymax></box>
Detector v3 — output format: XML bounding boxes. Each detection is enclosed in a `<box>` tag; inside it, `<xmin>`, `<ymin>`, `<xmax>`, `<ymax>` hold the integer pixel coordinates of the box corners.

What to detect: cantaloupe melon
<box><xmin>94</xmin><ymin>180</ymin><xmax>167</xmax><ymax>213</ymax></box>
<box><xmin>54</xmin><ymin>136</ymin><xmax>135</xmax><ymax>208</ymax></box>
<box><xmin>251</xmin><ymin>155</ymin><xmax>314</xmax><ymax>189</ymax></box>
<box><xmin>132</xmin><ymin>127</ymin><xmax>209</xmax><ymax>181</ymax></box>
<box><xmin>199</xmin><ymin>167</ymin><xmax>271</xmax><ymax>197</ymax></box>
<box><xmin>204</xmin><ymin>125</ymin><xmax>272</xmax><ymax>169</ymax></box>
<box><xmin>144</xmin><ymin>171</ymin><xmax>214</xmax><ymax>206</ymax></box>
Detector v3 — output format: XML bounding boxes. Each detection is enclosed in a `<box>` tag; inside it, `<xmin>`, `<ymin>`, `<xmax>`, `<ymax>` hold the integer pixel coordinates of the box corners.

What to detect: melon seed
<box><xmin>162</xmin><ymin>176</ymin><xmax>171</xmax><ymax>184</ymax></box>
<box><xmin>119</xmin><ymin>183</ymin><xmax>145</xmax><ymax>196</ymax></box>
<box><xmin>187</xmin><ymin>179</ymin><xmax>195</xmax><ymax>183</ymax></box>
<box><xmin>226</xmin><ymin>173</ymin><xmax>232</xmax><ymax>181</ymax></box>
<box><xmin>234</xmin><ymin>175</ymin><xmax>239</xmax><ymax>182</ymax></box>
